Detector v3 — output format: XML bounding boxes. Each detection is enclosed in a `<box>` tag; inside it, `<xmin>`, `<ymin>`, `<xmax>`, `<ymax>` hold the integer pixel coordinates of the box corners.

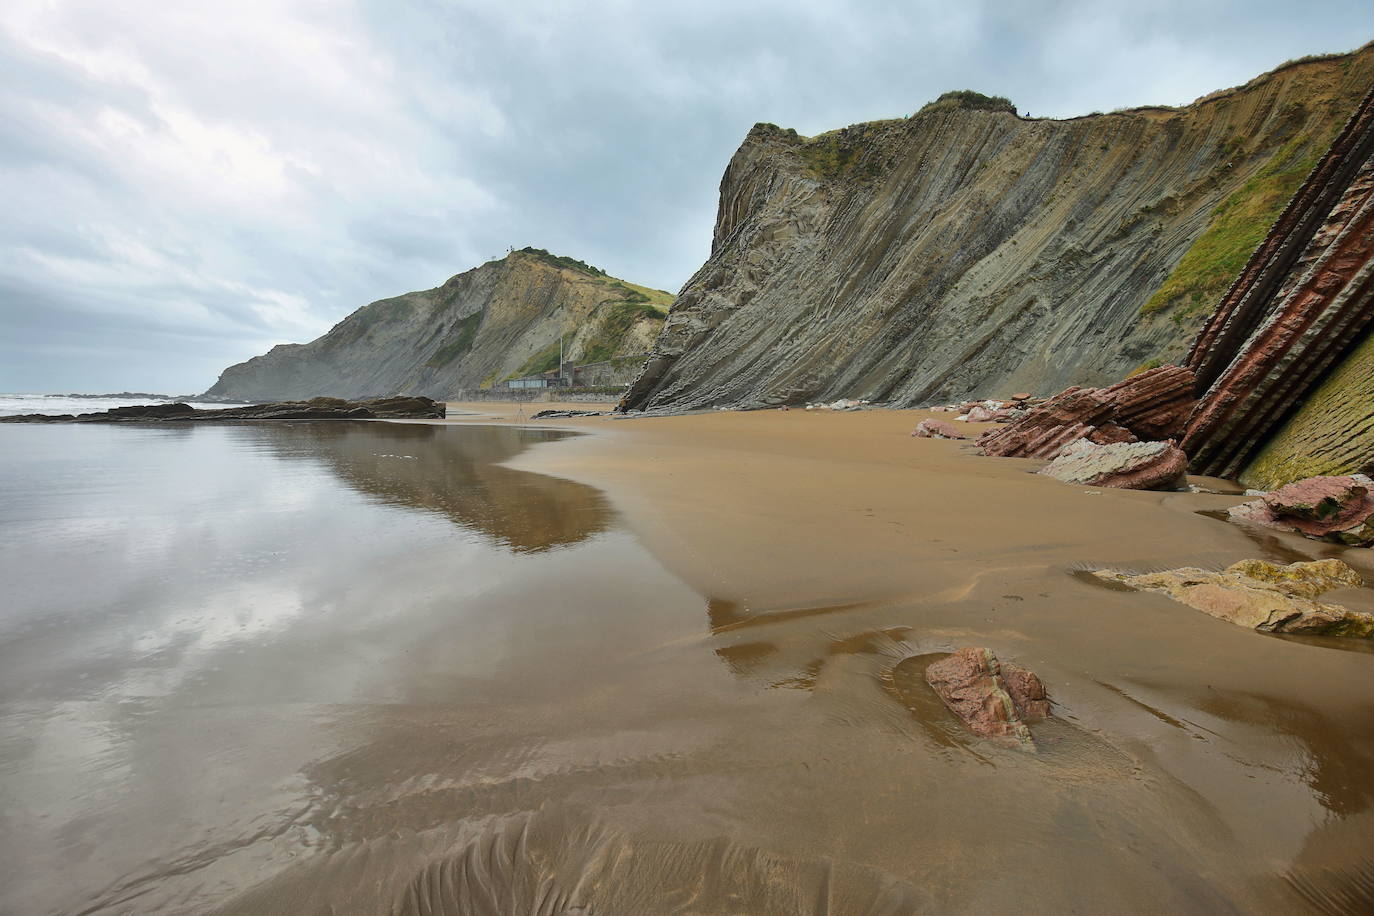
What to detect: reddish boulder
<box><xmin>1040</xmin><ymin>440</ymin><xmax>1189</xmax><ymax>490</ymax></box>
<box><xmin>1010</xmin><ymin>392</ymin><xmax>1032</xmax><ymax>402</ymax></box>
<box><xmin>965</xmin><ymin>405</ymin><xmax>998</xmax><ymax>422</ymax></box>
<box><xmin>912</xmin><ymin>419</ymin><xmax>970</xmax><ymax>440</ymax></box>
<box><xmin>924</xmin><ymin>648</ymin><xmax>1049</xmax><ymax>743</ymax></box>
<box><xmin>1228</xmin><ymin>475</ymin><xmax>1374</xmax><ymax>545</ymax></box>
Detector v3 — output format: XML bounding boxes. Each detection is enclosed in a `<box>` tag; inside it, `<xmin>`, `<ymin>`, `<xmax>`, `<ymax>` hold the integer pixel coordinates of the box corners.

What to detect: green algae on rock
<box><xmin>1094</xmin><ymin>559</ymin><xmax>1374</xmax><ymax>637</ymax></box>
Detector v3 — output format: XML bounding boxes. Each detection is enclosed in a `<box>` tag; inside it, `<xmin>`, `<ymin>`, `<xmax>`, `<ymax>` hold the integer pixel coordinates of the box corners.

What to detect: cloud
<box><xmin>1</xmin><ymin>0</ymin><xmax>1371</xmax><ymax>392</ymax></box>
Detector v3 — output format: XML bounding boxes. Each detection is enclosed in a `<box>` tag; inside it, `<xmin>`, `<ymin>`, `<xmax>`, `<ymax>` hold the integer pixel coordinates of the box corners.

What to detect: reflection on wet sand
<box><xmin>5</xmin><ymin>409</ymin><xmax>1374</xmax><ymax>915</ymax></box>
<box><xmin>238</xmin><ymin>421</ymin><xmax>611</xmax><ymax>552</ymax></box>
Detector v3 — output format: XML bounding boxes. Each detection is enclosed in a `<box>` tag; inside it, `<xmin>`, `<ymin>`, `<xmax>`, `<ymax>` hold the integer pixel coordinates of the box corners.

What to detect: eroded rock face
<box><xmin>1039</xmin><ymin>440</ymin><xmax>1189</xmax><ymax>490</ymax></box>
<box><xmin>911</xmin><ymin>419</ymin><xmax>969</xmax><ymax>440</ymax></box>
<box><xmin>924</xmin><ymin>647</ymin><xmax>1050</xmax><ymax>743</ymax></box>
<box><xmin>0</xmin><ymin>396</ymin><xmax>447</xmax><ymax>423</ymax></box>
<box><xmin>1094</xmin><ymin>559</ymin><xmax>1374</xmax><ymax>636</ymax></box>
<box><xmin>1227</xmin><ymin>474</ymin><xmax>1374</xmax><ymax>546</ymax></box>
<box><xmin>621</xmin><ymin>51</ymin><xmax>1374</xmax><ymax>413</ymax></box>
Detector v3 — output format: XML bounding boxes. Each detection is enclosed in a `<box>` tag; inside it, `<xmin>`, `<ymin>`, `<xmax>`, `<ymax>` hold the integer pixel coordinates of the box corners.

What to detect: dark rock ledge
<box><xmin>0</xmin><ymin>396</ymin><xmax>446</xmax><ymax>423</ymax></box>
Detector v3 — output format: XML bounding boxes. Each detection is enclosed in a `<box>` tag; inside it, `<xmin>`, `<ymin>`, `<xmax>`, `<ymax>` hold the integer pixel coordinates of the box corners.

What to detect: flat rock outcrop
<box><xmin>621</xmin><ymin>49</ymin><xmax>1374</xmax><ymax>412</ymax></box>
<box><xmin>0</xmin><ymin>396</ymin><xmax>446</xmax><ymax>423</ymax></box>
<box><xmin>1228</xmin><ymin>474</ymin><xmax>1374</xmax><ymax>545</ymax></box>
<box><xmin>923</xmin><ymin>647</ymin><xmax>1050</xmax><ymax>743</ymax></box>
<box><xmin>206</xmin><ymin>249</ymin><xmax>671</xmax><ymax>402</ymax></box>
<box><xmin>1040</xmin><ymin>440</ymin><xmax>1189</xmax><ymax>490</ymax></box>
<box><xmin>1094</xmin><ymin>559</ymin><xmax>1374</xmax><ymax>637</ymax></box>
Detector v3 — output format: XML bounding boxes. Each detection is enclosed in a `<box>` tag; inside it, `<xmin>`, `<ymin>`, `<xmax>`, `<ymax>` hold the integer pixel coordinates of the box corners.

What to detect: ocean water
<box><xmin>0</xmin><ymin>393</ymin><xmax>249</xmax><ymax>417</ymax></box>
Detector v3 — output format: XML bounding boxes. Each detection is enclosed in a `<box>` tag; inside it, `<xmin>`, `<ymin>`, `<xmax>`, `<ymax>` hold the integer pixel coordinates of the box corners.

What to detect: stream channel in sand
<box><xmin>2</xmin><ymin>405</ymin><xmax>1373</xmax><ymax>914</ymax></box>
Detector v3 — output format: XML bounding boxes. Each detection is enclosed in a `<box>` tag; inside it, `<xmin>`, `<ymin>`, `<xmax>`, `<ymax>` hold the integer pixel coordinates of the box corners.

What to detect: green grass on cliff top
<box><xmin>1140</xmin><ymin>132</ymin><xmax>1326</xmax><ymax>319</ymax></box>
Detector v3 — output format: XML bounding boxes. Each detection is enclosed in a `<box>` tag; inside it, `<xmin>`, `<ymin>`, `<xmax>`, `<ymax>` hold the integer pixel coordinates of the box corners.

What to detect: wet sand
<box><xmin>4</xmin><ymin>407</ymin><xmax>1373</xmax><ymax>914</ymax></box>
<box><xmin>422</xmin><ymin>401</ymin><xmax>1374</xmax><ymax>914</ymax></box>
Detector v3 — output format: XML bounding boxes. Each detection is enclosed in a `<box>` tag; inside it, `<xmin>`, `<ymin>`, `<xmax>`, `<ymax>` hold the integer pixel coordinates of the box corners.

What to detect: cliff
<box><xmin>621</xmin><ymin>45</ymin><xmax>1374</xmax><ymax>411</ymax></box>
<box><xmin>979</xmin><ymin>82</ymin><xmax>1374</xmax><ymax>490</ymax></box>
<box><xmin>205</xmin><ymin>249</ymin><xmax>671</xmax><ymax>401</ymax></box>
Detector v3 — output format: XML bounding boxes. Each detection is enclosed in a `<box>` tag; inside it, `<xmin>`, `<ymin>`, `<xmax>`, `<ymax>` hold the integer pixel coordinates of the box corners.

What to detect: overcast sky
<box><xmin>3</xmin><ymin>0</ymin><xmax>1372</xmax><ymax>394</ymax></box>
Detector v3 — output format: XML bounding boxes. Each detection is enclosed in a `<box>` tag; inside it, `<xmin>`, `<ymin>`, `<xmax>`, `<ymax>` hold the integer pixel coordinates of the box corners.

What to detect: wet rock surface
<box><xmin>1228</xmin><ymin>475</ymin><xmax>1374</xmax><ymax>546</ymax></box>
<box><xmin>1040</xmin><ymin>440</ymin><xmax>1189</xmax><ymax>490</ymax></box>
<box><xmin>923</xmin><ymin>647</ymin><xmax>1050</xmax><ymax>744</ymax></box>
<box><xmin>0</xmin><ymin>396</ymin><xmax>447</xmax><ymax>423</ymax></box>
<box><xmin>1094</xmin><ymin>559</ymin><xmax>1374</xmax><ymax>637</ymax></box>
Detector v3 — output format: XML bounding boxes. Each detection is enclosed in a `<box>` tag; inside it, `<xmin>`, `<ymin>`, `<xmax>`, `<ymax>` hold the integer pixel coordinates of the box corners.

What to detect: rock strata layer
<box><xmin>621</xmin><ymin>49</ymin><xmax>1374</xmax><ymax>412</ymax></box>
<box><xmin>978</xmin><ymin>365</ymin><xmax>1196</xmax><ymax>459</ymax></box>
<box><xmin>923</xmin><ymin>647</ymin><xmax>1049</xmax><ymax>744</ymax></box>
<box><xmin>1094</xmin><ymin>559</ymin><xmax>1374</xmax><ymax>637</ymax></box>
<box><xmin>0</xmin><ymin>396</ymin><xmax>446</xmax><ymax>423</ymax></box>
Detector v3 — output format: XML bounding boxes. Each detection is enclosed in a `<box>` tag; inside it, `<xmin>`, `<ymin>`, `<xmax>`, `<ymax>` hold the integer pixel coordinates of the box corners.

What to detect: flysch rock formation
<box><xmin>1180</xmin><ymin>85</ymin><xmax>1374</xmax><ymax>483</ymax></box>
<box><xmin>205</xmin><ymin>249</ymin><xmax>672</xmax><ymax>402</ymax></box>
<box><xmin>621</xmin><ymin>46</ymin><xmax>1374</xmax><ymax>413</ymax></box>
<box><xmin>978</xmin><ymin>80</ymin><xmax>1374</xmax><ymax>489</ymax></box>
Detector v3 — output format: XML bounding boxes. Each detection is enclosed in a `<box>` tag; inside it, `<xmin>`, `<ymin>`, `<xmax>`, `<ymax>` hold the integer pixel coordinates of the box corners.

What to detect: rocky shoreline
<box><xmin>0</xmin><ymin>396</ymin><xmax>446</xmax><ymax>423</ymax></box>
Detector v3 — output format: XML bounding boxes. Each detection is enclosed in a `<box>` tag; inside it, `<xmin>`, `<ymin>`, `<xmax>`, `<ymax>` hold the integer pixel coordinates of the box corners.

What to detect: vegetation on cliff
<box><xmin>1140</xmin><ymin>131</ymin><xmax>1331</xmax><ymax>318</ymax></box>
<box><xmin>917</xmin><ymin>90</ymin><xmax>1016</xmax><ymax>116</ymax></box>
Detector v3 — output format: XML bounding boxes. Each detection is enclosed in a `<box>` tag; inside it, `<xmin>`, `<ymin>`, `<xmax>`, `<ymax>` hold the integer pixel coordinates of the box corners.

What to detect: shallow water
<box><xmin>3</xmin><ymin>418</ymin><xmax>1374</xmax><ymax>915</ymax></box>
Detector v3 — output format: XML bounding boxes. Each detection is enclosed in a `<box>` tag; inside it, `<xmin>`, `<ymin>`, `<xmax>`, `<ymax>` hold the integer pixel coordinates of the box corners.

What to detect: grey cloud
<box><xmin>1</xmin><ymin>0</ymin><xmax>1371</xmax><ymax>393</ymax></box>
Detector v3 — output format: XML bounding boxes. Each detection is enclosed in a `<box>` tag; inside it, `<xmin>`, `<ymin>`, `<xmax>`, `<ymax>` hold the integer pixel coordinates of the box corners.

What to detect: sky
<box><xmin>2</xmin><ymin>1</ymin><xmax>1372</xmax><ymax>394</ymax></box>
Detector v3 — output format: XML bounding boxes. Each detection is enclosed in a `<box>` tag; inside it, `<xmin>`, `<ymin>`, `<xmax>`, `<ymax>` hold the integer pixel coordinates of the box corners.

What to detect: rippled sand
<box><xmin>3</xmin><ymin>407</ymin><xmax>1372</xmax><ymax>914</ymax></box>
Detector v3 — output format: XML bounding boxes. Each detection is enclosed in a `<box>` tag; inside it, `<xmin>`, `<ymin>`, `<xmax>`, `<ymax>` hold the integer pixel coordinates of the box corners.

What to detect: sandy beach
<box><xmin>404</xmin><ymin>400</ymin><xmax>1374</xmax><ymax>913</ymax></box>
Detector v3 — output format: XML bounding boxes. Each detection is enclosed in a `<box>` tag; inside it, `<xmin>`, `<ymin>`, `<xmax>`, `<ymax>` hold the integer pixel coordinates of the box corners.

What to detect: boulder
<box><xmin>1227</xmin><ymin>475</ymin><xmax>1374</xmax><ymax>546</ymax></box>
<box><xmin>911</xmin><ymin>419</ymin><xmax>969</xmax><ymax>440</ymax></box>
<box><xmin>1010</xmin><ymin>392</ymin><xmax>1032</xmax><ymax>402</ymax></box>
<box><xmin>1039</xmin><ymin>440</ymin><xmax>1189</xmax><ymax>490</ymax></box>
<box><xmin>964</xmin><ymin>405</ymin><xmax>998</xmax><ymax>422</ymax></box>
<box><xmin>924</xmin><ymin>647</ymin><xmax>1050</xmax><ymax>744</ymax></box>
<box><xmin>1094</xmin><ymin>559</ymin><xmax>1374</xmax><ymax>637</ymax></box>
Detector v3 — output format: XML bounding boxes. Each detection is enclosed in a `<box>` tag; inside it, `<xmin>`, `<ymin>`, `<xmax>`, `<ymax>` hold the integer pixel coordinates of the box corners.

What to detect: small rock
<box><xmin>924</xmin><ymin>647</ymin><xmax>1050</xmax><ymax>744</ymax></box>
<box><xmin>912</xmin><ymin>419</ymin><xmax>969</xmax><ymax>440</ymax></box>
<box><xmin>1010</xmin><ymin>392</ymin><xmax>1032</xmax><ymax>401</ymax></box>
<box><xmin>1040</xmin><ymin>440</ymin><xmax>1188</xmax><ymax>490</ymax></box>
<box><xmin>1093</xmin><ymin>559</ymin><xmax>1374</xmax><ymax>637</ymax></box>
